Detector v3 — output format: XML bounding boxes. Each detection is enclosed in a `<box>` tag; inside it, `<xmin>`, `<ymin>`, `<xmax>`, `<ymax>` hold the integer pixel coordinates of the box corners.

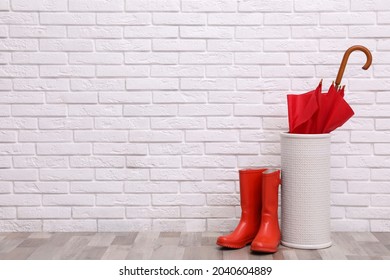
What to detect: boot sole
<box><xmin>216</xmin><ymin>239</ymin><xmax>253</xmax><ymax>249</ymax></box>
<box><xmin>250</xmin><ymin>246</ymin><xmax>277</xmax><ymax>253</ymax></box>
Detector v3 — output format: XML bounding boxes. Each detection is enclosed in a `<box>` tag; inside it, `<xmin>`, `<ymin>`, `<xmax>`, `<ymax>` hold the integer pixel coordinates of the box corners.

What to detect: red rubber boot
<box><xmin>216</xmin><ymin>168</ymin><xmax>267</xmax><ymax>249</ymax></box>
<box><xmin>251</xmin><ymin>169</ymin><xmax>281</xmax><ymax>253</ymax></box>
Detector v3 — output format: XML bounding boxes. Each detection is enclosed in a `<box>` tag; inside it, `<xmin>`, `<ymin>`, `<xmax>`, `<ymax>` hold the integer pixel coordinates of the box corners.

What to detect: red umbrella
<box><xmin>288</xmin><ymin>45</ymin><xmax>372</xmax><ymax>134</ymax></box>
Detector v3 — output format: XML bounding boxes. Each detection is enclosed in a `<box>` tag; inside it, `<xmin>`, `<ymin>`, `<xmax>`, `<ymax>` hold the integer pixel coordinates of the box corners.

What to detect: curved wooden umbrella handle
<box><xmin>335</xmin><ymin>45</ymin><xmax>372</xmax><ymax>87</ymax></box>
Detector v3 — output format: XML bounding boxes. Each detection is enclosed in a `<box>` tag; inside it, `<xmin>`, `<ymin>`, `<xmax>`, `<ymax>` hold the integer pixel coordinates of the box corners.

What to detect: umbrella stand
<box><xmin>281</xmin><ymin>45</ymin><xmax>373</xmax><ymax>249</ymax></box>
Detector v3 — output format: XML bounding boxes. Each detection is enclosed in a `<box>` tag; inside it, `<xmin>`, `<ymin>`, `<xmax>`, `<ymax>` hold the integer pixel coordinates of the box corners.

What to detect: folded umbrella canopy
<box><xmin>288</xmin><ymin>45</ymin><xmax>373</xmax><ymax>134</ymax></box>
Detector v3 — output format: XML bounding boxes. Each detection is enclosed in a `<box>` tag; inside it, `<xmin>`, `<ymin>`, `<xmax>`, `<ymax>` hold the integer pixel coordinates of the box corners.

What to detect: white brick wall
<box><xmin>0</xmin><ymin>0</ymin><xmax>389</xmax><ymax>232</ymax></box>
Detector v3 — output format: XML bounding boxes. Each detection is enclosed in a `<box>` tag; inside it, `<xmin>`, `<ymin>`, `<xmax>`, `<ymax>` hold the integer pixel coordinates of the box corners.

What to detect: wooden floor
<box><xmin>0</xmin><ymin>232</ymin><xmax>389</xmax><ymax>260</ymax></box>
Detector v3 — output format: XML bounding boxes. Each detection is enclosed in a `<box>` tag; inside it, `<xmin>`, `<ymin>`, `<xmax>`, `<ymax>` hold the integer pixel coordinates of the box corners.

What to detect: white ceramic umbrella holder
<box><xmin>280</xmin><ymin>132</ymin><xmax>332</xmax><ymax>249</ymax></box>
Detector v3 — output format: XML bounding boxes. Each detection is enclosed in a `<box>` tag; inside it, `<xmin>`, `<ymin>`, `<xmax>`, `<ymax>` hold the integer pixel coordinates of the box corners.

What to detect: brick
<box><xmin>350</xmin><ymin>26</ymin><xmax>390</xmax><ymax>38</ymax></box>
<box><xmin>43</xmin><ymin>220</ymin><xmax>97</xmax><ymax>232</ymax></box>
<box><xmin>93</xmin><ymin>143</ymin><xmax>147</xmax><ymax>155</ymax></box>
<box><xmin>331</xmin><ymin>220</ymin><xmax>369</xmax><ymax>232</ymax></box>
<box><xmin>180</xmin><ymin>52</ymin><xmax>232</xmax><ymax>65</ymax></box>
<box><xmin>331</xmin><ymin>194</ymin><xmax>370</xmax><ymax>206</ymax></box>
<box><xmin>0</xmin><ymin>194</ymin><xmax>41</xmax><ymax>205</ymax></box>
<box><xmin>264</xmin><ymin>40</ymin><xmax>317</xmax><ymax>51</ymax></box>
<box><xmin>205</xmin><ymin>143</ymin><xmax>259</xmax><ymax>155</ymax></box>
<box><xmin>94</xmin><ymin>117</ymin><xmax>149</xmax><ymax>129</ymax></box>
<box><xmin>69</xmin><ymin>0</ymin><xmax>123</xmax><ymax>11</ymax></box>
<box><xmin>207</xmin><ymin>65</ymin><xmax>259</xmax><ymax>77</ymax></box>
<box><xmin>186</xmin><ymin>130</ymin><xmax>238</xmax><ymax>142</ymax></box>
<box><xmin>72</xmin><ymin>79</ymin><xmax>125</xmax><ymax>91</ymax></box>
<box><xmin>351</xmin><ymin>131</ymin><xmax>390</xmax><ymax>143</ymax></box>
<box><xmin>331</xmin><ymin>168</ymin><xmax>370</xmax><ymax>180</ymax></box>
<box><xmin>151</xmin><ymin>117</ymin><xmax>205</xmax><ymax>129</ymax></box>
<box><xmin>70</xmin><ymin>156</ymin><xmax>125</xmax><ymax>168</ymax></box>
<box><xmin>40</xmin><ymin>169</ymin><xmax>94</xmax><ymax>181</ymax></box>
<box><xmin>349</xmin><ymin>182</ymin><xmax>390</xmax><ymax>194</ymax></box>
<box><xmin>183</xmin><ymin>0</ymin><xmax>236</xmax><ymax>12</ymax></box>
<box><xmin>0</xmin><ymin>92</ymin><xmax>42</xmax><ymax>104</ymax></box>
<box><xmin>320</xmin><ymin>12</ymin><xmax>376</xmax><ymax>25</ymax></box>
<box><xmin>346</xmin><ymin>207</ymin><xmax>390</xmax><ymax>219</ymax></box>
<box><xmin>182</xmin><ymin>156</ymin><xmax>236</xmax><ymax>168</ymax></box>
<box><xmin>0</xmin><ymin>52</ymin><xmax>10</xmax><ymax>64</ymax></box>
<box><xmin>0</xmin><ymin>12</ymin><xmax>38</xmax><ymax>24</ymax></box>
<box><xmin>98</xmin><ymin>220</ymin><xmax>151</xmax><ymax>232</ymax></box>
<box><xmin>71</xmin><ymin>182</ymin><xmax>123</xmax><ymax>193</ymax></box>
<box><xmin>205</xmin><ymin>169</ymin><xmax>239</xmax><ymax>181</ymax></box>
<box><xmin>18</xmin><ymin>207</ymin><xmax>71</xmax><ymax>219</ymax></box>
<box><xmin>96</xmin><ymin>194</ymin><xmax>150</xmax><ymax>206</ymax></box>
<box><xmin>40</xmin><ymin>66</ymin><xmax>95</xmax><ymax>78</ymax></box>
<box><xmin>97</xmin><ymin>66</ymin><xmax>149</xmax><ymax>77</ymax></box>
<box><xmin>126</xmin><ymin>0</ymin><xmax>180</xmax><ymax>11</ymax></box>
<box><xmin>126</xmin><ymin>207</ymin><xmax>179</xmax><ymax>218</ymax></box>
<box><xmin>12</xmin><ymin>52</ymin><xmax>67</xmax><ymax>64</ymax></box>
<box><xmin>10</xmin><ymin>26</ymin><xmax>66</xmax><ymax>38</ymax></box>
<box><xmin>153</xmin><ymin>39</ymin><xmax>206</xmax><ymax>51</ymax></box>
<box><xmin>153</xmin><ymin>91</ymin><xmax>207</xmax><ymax>104</ymax></box>
<box><xmin>351</xmin><ymin>0</ymin><xmax>390</xmax><ymax>11</ymax></box>
<box><xmin>208</xmin><ymin>91</ymin><xmax>262</xmax><ymax>104</ymax></box>
<box><xmin>0</xmin><ymin>182</ymin><xmax>12</xmax><ymax>194</ymax></box>
<box><xmin>73</xmin><ymin>207</ymin><xmax>124</xmax><ymax>219</ymax></box>
<box><xmin>14</xmin><ymin>79</ymin><xmax>69</xmax><ymax>92</ymax></box>
<box><xmin>154</xmin><ymin>13</ymin><xmax>205</xmax><ymax>25</ymax></box>
<box><xmin>69</xmin><ymin>53</ymin><xmax>123</xmax><ymax>65</ymax></box>
<box><xmin>19</xmin><ymin>130</ymin><xmax>72</xmax><ymax>142</ymax></box>
<box><xmin>68</xmin><ymin>26</ymin><xmax>122</xmax><ymax>38</ymax></box>
<box><xmin>0</xmin><ymin>143</ymin><xmax>35</xmax><ymax>155</ymax></box>
<box><xmin>69</xmin><ymin>105</ymin><xmax>122</xmax><ymax>117</ymax></box>
<box><xmin>207</xmin><ymin>219</ymin><xmax>238</xmax><ymax>231</ymax></box>
<box><xmin>125</xmin><ymin>26</ymin><xmax>178</xmax><ymax>38</ymax></box>
<box><xmin>375</xmin><ymin>66</ymin><xmax>390</xmax><ymax>78</ymax></box>
<box><xmin>124</xmin><ymin>104</ymin><xmax>177</xmax><ymax>116</ymax></box>
<box><xmin>262</xmin><ymin>66</ymin><xmax>314</xmax><ymax>78</ymax></box>
<box><xmin>126</xmin><ymin>78</ymin><xmax>179</xmax><ymax>90</ymax></box>
<box><xmin>37</xmin><ymin>143</ymin><xmax>91</xmax><ymax>155</ymax></box>
<box><xmin>40</xmin><ymin>12</ymin><xmax>95</xmax><ymax>25</ymax></box>
<box><xmin>125</xmin><ymin>182</ymin><xmax>179</xmax><ymax>193</ymax></box>
<box><xmin>74</xmin><ymin>131</ymin><xmax>127</xmax><ymax>143</ymax></box>
<box><xmin>98</xmin><ymin>13</ymin><xmax>150</xmax><ymax>25</ymax></box>
<box><xmin>12</xmin><ymin>104</ymin><xmax>66</xmax><ymax>117</ymax></box>
<box><xmin>371</xmin><ymin>195</ymin><xmax>390</xmax><ymax>206</ymax></box>
<box><xmin>99</xmin><ymin>92</ymin><xmax>151</xmax><ymax>104</ymax></box>
<box><xmin>331</xmin><ymin>143</ymin><xmax>372</xmax><ymax>155</ymax></box>
<box><xmin>127</xmin><ymin>156</ymin><xmax>180</xmax><ymax>168</ymax></box>
<box><xmin>40</xmin><ymin>39</ymin><xmax>93</xmax><ymax>51</ymax></box>
<box><xmin>46</xmin><ymin>92</ymin><xmax>98</xmax><ymax>104</ymax></box>
<box><xmin>207</xmin><ymin>117</ymin><xmax>261</xmax><ymax>129</ymax></box>
<box><xmin>0</xmin><ymin>39</ymin><xmax>38</xmax><ymax>51</ymax></box>
<box><xmin>237</xmin><ymin>26</ymin><xmax>289</xmax><ymax>39</ymax></box>
<box><xmin>152</xmin><ymin>194</ymin><xmax>205</xmax><ymax>206</ymax></box>
<box><xmin>12</xmin><ymin>0</ymin><xmax>67</xmax><ymax>11</ymax></box>
<box><xmin>151</xmin><ymin>169</ymin><xmax>203</xmax><ymax>181</ymax></box>
<box><xmin>208</xmin><ymin>40</ymin><xmax>262</xmax><ymax>52</ymax></box>
<box><xmin>96</xmin><ymin>169</ymin><xmax>149</xmax><ymax>181</ymax></box>
<box><xmin>181</xmin><ymin>78</ymin><xmax>235</xmax><ymax>90</ymax></box>
<box><xmin>207</xmin><ymin>194</ymin><xmax>239</xmax><ymax>206</ymax></box>
<box><xmin>149</xmin><ymin>143</ymin><xmax>203</xmax><ymax>155</ymax></box>
<box><xmin>0</xmin><ymin>0</ymin><xmax>8</xmax><ymax>10</ymax></box>
<box><xmin>209</xmin><ymin>13</ymin><xmax>262</xmax><ymax>25</ymax></box>
<box><xmin>238</xmin><ymin>155</ymin><xmax>280</xmax><ymax>167</ymax></box>
<box><xmin>182</xmin><ymin>206</ymin><xmax>235</xmax><ymax>218</ymax></box>
<box><xmin>0</xmin><ymin>130</ymin><xmax>15</xmax><ymax>142</ymax></box>
<box><xmin>370</xmin><ymin>220</ymin><xmax>390</xmax><ymax>232</ymax></box>
<box><xmin>96</xmin><ymin>39</ymin><xmax>151</xmax><ymax>51</ymax></box>
<box><xmin>151</xmin><ymin>65</ymin><xmax>203</xmax><ymax>77</ymax></box>
<box><xmin>179</xmin><ymin>104</ymin><xmax>231</xmax><ymax>116</ymax></box>
<box><xmin>0</xmin><ymin>221</ymin><xmax>42</xmax><ymax>232</ymax></box>
<box><xmin>125</xmin><ymin>52</ymin><xmax>178</xmax><ymax>64</ymax></box>
<box><xmin>0</xmin><ymin>207</ymin><xmax>16</xmax><ymax>219</ymax></box>
<box><xmin>181</xmin><ymin>181</ymin><xmax>235</xmax><ymax>193</ymax></box>
<box><xmin>181</xmin><ymin>26</ymin><xmax>233</xmax><ymax>39</ymax></box>
<box><xmin>265</xmin><ymin>13</ymin><xmax>317</xmax><ymax>25</ymax></box>
<box><xmin>292</xmin><ymin>26</ymin><xmax>346</xmax><ymax>39</ymax></box>
<box><xmin>372</xmin><ymin>169</ymin><xmax>390</xmax><ymax>181</ymax></box>
<box><xmin>378</xmin><ymin>12</ymin><xmax>390</xmax><ymax>24</ymax></box>
<box><xmin>14</xmin><ymin>182</ymin><xmax>68</xmax><ymax>194</ymax></box>
<box><xmin>13</xmin><ymin>156</ymin><xmax>67</xmax><ymax>168</ymax></box>
<box><xmin>295</xmin><ymin>0</ymin><xmax>347</xmax><ymax>11</ymax></box>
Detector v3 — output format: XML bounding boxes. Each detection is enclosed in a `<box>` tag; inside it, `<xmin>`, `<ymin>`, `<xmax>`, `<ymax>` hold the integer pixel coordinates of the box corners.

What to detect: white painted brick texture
<box><xmin>0</xmin><ymin>0</ymin><xmax>389</xmax><ymax>232</ymax></box>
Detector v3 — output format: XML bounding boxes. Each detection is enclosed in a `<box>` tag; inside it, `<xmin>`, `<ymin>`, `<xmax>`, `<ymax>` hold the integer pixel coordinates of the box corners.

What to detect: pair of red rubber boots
<box><xmin>216</xmin><ymin>168</ymin><xmax>281</xmax><ymax>253</ymax></box>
